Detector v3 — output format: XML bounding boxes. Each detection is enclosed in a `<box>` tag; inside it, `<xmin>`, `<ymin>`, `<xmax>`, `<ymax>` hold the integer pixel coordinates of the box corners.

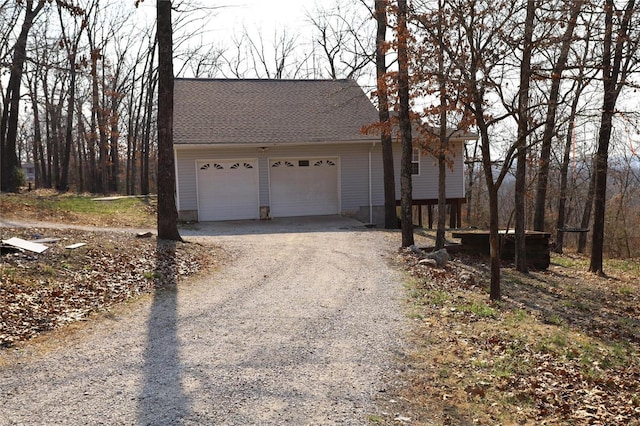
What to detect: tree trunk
<box><xmin>109</xmin><ymin>92</ymin><xmax>120</xmax><ymax>193</ymax></box>
<box><xmin>514</xmin><ymin>0</ymin><xmax>535</xmax><ymax>273</ymax></box>
<box><xmin>590</xmin><ymin>111</ymin><xmax>614</xmax><ymax>274</ymax></box>
<box><xmin>397</xmin><ymin>0</ymin><xmax>414</xmax><ymax>247</ymax></box>
<box><xmin>488</xmin><ymin>185</ymin><xmax>501</xmax><ymax>300</ymax></box>
<box><xmin>577</xmin><ymin>158</ymin><xmax>596</xmax><ymax>253</ymax></box>
<box><xmin>589</xmin><ymin>0</ymin><xmax>636</xmax><ymax>274</ymax></box>
<box><xmin>156</xmin><ymin>0</ymin><xmax>182</xmax><ymax>241</ymax></box>
<box><xmin>57</xmin><ymin>55</ymin><xmax>77</xmax><ymax>192</ymax></box>
<box><xmin>554</xmin><ymin>105</ymin><xmax>578</xmax><ymax>254</ymax></box>
<box><xmin>375</xmin><ymin>0</ymin><xmax>397</xmax><ymax>229</ymax></box>
<box><xmin>141</xmin><ymin>73</ymin><xmax>156</xmax><ymax>195</ymax></box>
<box><xmin>435</xmin><ymin>0</ymin><xmax>448</xmax><ymax>250</ymax></box>
<box><xmin>1</xmin><ymin>0</ymin><xmax>46</xmax><ymax>192</ymax></box>
<box><xmin>533</xmin><ymin>1</ymin><xmax>583</xmax><ymax>232</ymax></box>
<box><xmin>465</xmin><ymin>140</ymin><xmax>479</xmax><ymax>226</ymax></box>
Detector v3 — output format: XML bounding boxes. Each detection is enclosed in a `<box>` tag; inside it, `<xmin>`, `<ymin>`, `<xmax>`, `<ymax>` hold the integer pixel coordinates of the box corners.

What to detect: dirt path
<box><xmin>0</xmin><ymin>217</ymin><xmax>407</xmax><ymax>425</ymax></box>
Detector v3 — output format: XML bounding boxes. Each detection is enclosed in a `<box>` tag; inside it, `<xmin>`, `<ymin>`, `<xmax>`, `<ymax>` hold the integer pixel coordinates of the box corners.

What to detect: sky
<box><xmin>215</xmin><ymin>0</ymin><xmax>327</xmax><ymax>31</ymax></box>
<box><xmin>182</xmin><ymin>0</ymin><xmax>340</xmax><ymax>44</ymax></box>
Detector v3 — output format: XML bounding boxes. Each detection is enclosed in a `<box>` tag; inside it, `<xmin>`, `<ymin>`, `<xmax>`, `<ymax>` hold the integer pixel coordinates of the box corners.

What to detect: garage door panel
<box><xmin>197</xmin><ymin>160</ymin><xmax>259</xmax><ymax>221</ymax></box>
<box><xmin>270</xmin><ymin>158</ymin><xmax>339</xmax><ymax>217</ymax></box>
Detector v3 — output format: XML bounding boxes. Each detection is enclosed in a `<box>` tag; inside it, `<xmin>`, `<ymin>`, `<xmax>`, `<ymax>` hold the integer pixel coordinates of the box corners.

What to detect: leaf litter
<box><xmin>0</xmin><ymin>227</ymin><xmax>221</xmax><ymax>348</ymax></box>
<box><xmin>387</xmin><ymin>248</ymin><xmax>640</xmax><ymax>425</ymax></box>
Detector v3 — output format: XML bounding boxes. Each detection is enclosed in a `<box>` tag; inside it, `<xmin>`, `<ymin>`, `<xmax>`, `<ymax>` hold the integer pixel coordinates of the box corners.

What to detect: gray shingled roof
<box><xmin>174</xmin><ymin>79</ymin><xmax>380</xmax><ymax>145</ymax></box>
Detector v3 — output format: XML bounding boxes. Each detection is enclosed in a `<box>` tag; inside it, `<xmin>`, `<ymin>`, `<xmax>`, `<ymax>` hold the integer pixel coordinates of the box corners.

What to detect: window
<box><xmin>298</xmin><ymin>160</ymin><xmax>309</xmax><ymax>167</ymax></box>
<box><xmin>411</xmin><ymin>148</ymin><xmax>420</xmax><ymax>175</ymax></box>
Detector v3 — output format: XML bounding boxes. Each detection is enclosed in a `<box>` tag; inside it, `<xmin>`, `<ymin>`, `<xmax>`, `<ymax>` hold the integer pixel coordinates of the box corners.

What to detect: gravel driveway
<box><xmin>1</xmin><ymin>216</ymin><xmax>407</xmax><ymax>425</ymax></box>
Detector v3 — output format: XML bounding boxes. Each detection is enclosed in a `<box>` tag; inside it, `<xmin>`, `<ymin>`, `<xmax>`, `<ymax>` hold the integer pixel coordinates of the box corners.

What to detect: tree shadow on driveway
<box><xmin>138</xmin><ymin>240</ymin><xmax>191</xmax><ymax>424</ymax></box>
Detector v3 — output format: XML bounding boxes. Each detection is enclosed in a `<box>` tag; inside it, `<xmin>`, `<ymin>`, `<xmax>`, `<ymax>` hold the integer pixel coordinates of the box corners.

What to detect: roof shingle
<box><xmin>174</xmin><ymin>78</ymin><xmax>380</xmax><ymax>145</ymax></box>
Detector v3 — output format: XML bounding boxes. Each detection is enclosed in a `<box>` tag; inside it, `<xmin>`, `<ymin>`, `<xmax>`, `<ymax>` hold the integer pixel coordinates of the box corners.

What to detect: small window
<box><xmin>230</xmin><ymin>163</ymin><xmax>240</xmax><ymax>169</ymax></box>
<box><xmin>313</xmin><ymin>160</ymin><xmax>323</xmax><ymax>167</ymax></box>
<box><xmin>326</xmin><ymin>160</ymin><xmax>336</xmax><ymax>166</ymax></box>
<box><xmin>284</xmin><ymin>161</ymin><xmax>294</xmax><ymax>167</ymax></box>
<box><xmin>243</xmin><ymin>162</ymin><xmax>253</xmax><ymax>169</ymax></box>
<box><xmin>299</xmin><ymin>160</ymin><xmax>309</xmax><ymax>167</ymax></box>
<box><xmin>412</xmin><ymin>148</ymin><xmax>420</xmax><ymax>175</ymax></box>
<box><xmin>200</xmin><ymin>163</ymin><xmax>210</xmax><ymax>170</ymax></box>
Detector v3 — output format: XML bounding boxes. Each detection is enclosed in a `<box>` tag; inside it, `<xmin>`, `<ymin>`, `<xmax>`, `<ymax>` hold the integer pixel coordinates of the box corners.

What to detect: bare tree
<box><xmin>533</xmin><ymin>1</ymin><xmax>585</xmax><ymax>232</ymax></box>
<box><xmin>307</xmin><ymin>1</ymin><xmax>374</xmax><ymax>80</ymax></box>
<box><xmin>56</xmin><ymin>2</ymin><xmax>86</xmax><ymax>192</ymax></box>
<box><xmin>450</xmin><ymin>0</ymin><xmax>520</xmax><ymax>299</ymax></box>
<box><xmin>222</xmin><ymin>27</ymin><xmax>311</xmax><ymax>79</ymax></box>
<box><xmin>589</xmin><ymin>0</ymin><xmax>640</xmax><ymax>274</ymax></box>
<box><xmin>512</xmin><ymin>0</ymin><xmax>536</xmax><ymax>273</ymax></box>
<box><xmin>397</xmin><ymin>0</ymin><xmax>414</xmax><ymax>247</ymax></box>
<box><xmin>156</xmin><ymin>0</ymin><xmax>182</xmax><ymax>241</ymax></box>
<box><xmin>374</xmin><ymin>0</ymin><xmax>397</xmax><ymax>229</ymax></box>
<box><xmin>1</xmin><ymin>0</ymin><xmax>48</xmax><ymax>192</ymax></box>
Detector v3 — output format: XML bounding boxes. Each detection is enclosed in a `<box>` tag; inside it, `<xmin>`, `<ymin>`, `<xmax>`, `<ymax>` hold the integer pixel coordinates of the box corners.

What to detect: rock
<box><xmin>423</xmin><ymin>248</ymin><xmax>449</xmax><ymax>267</ymax></box>
<box><xmin>409</xmin><ymin>244</ymin><xmax>423</xmax><ymax>255</ymax></box>
<box><xmin>458</xmin><ymin>272</ymin><xmax>475</xmax><ymax>286</ymax></box>
<box><xmin>418</xmin><ymin>258</ymin><xmax>437</xmax><ymax>267</ymax></box>
<box><xmin>136</xmin><ymin>232</ymin><xmax>153</xmax><ymax>239</ymax></box>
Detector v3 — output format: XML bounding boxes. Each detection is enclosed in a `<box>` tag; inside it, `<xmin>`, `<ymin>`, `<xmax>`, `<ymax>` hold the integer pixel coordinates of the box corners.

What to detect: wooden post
<box><xmin>449</xmin><ymin>202</ymin><xmax>456</xmax><ymax>229</ymax></box>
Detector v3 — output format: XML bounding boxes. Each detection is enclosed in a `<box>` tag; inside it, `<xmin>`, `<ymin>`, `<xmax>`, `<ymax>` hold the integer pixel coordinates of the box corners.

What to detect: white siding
<box><xmin>389</xmin><ymin>142</ymin><xmax>465</xmax><ymax>200</ymax></box>
<box><xmin>175</xmin><ymin>143</ymin><xmax>372</xmax><ymax>214</ymax></box>
<box><xmin>175</xmin><ymin>140</ymin><xmax>466</xmax><ymax>220</ymax></box>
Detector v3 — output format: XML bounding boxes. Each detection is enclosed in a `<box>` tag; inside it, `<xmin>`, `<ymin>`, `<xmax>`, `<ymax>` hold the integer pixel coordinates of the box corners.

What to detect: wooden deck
<box><xmin>452</xmin><ymin>230</ymin><xmax>551</xmax><ymax>269</ymax></box>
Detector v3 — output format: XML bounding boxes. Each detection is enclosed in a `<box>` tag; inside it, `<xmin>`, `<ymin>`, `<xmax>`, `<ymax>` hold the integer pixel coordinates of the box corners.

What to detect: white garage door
<box><xmin>269</xmin><ymin>158</ymin><xmax>339</xmax><ymax>217</ymax></box>
<box><xmin>197</xmin><ymin>159</ymin><xmax>259</xmax><ymax>221</ymax></box>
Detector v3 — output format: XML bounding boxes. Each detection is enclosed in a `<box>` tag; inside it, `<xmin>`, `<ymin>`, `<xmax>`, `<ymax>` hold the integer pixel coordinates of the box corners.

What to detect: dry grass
<box><xmin>1</xmin><ymin>189</ymin><xmax>156</xmax><ymax>228</ymax></box>
<box><xmin>379</xmin><ymin>230</ymin><xmax>640</xmax><ymax>425</ymax></box>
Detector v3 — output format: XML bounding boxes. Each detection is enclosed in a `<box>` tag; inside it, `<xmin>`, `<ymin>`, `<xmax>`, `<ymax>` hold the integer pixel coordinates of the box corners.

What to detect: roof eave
<box><xmin>174</xmin><ymin>139</ymin><xmax>381</xmax><ymax>149</ymax></box>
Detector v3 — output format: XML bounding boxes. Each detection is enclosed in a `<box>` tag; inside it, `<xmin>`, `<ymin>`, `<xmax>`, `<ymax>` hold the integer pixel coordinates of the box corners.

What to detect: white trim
<box><xmin>412</xmin><ymin>147</ymin><xmax>421</xmax><ymax>176</ymax></box>
<box><xmin>175</xmin><ymin>139</ymin><xmax>379</xmax><ymax>150</ymax></box>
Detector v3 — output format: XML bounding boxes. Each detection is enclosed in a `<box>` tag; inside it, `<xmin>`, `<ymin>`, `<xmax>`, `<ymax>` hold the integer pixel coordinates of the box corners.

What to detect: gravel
<box><xmin>0</xmin><ymin>216</ymin><xmax>408</xmax><ymax>425</ymax></box>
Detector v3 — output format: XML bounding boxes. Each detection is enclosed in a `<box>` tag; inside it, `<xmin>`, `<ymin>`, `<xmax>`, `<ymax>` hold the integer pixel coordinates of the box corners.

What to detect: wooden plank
<box><xmin>65</xmin><ymin>243</ymin><xmax>87</xmax><ymax>250</ymax></box>
<box><xmin>1</xmin><ymin>237</ymin><xmax>48</xmax><ymax>253</ymax></box>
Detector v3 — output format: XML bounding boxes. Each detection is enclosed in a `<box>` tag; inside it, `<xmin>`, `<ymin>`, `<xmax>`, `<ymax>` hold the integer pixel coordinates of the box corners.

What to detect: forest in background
<box><xmin>1</xmin><ymin>0</ymin><xmax>639</xmax><ymax>261</ymax></box>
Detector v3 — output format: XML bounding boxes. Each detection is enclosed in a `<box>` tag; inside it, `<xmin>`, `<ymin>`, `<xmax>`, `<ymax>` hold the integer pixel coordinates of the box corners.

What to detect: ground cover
<box><xmin>0</xmin><ymin>191</ymin><xmax>219</xmax><ymax>349</ymax></box>
<box><xmin>0</xmin><ymin>227</ymin><xmax>221</xmax><ymax>349</ymax></box>
<box><xmin>1</xmin><ymin>189</ymin><xmax>156</xmax><ymax>228</ymax></box>
<box><xmin>392</xmin><ymin>235</ymin><xmax>640</xmax><ymax>425</ymax></box>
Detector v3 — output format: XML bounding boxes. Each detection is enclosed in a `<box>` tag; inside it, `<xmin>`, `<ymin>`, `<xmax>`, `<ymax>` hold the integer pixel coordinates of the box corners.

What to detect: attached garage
<box><xmin>269</xmin><ymin>157</ymin><xmax>339</xmax><ymax>218</ymax></box>
<box><xmin>196</xmin><ymin>159</ymin><xmax>259</xmax><ymax>221</ymax></box>
<box><xmin>174</xmin><ymin>79</ymin><xmax>476</xmax><ymax>225</ymax></box>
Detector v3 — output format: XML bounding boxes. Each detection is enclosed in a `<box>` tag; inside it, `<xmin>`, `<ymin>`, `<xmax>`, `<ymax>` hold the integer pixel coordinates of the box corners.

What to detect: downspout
<box><xmin>369</xmin><ymin>141</ymin><xmax>376</xmax><ymax>224</ymax></box>
<box><xmin>174</xmin><ymin>146</ymin><xmax>180</xmax><ymax>212</ymax></box>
